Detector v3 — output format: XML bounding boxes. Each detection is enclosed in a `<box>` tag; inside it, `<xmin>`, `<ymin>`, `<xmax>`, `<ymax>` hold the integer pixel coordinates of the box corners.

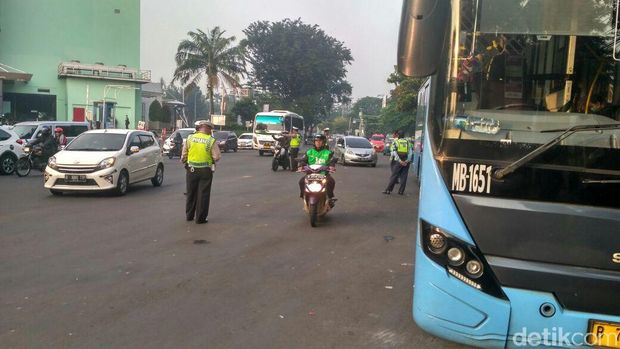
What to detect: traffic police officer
<box><xmin>182</xmin><ymin>120</ymin><xmax>221</xmax><ymax>224</ymax></box>
<box><xmin>383</xmin><ymin>130</ymin><xmax>413</xmax><ymax>195</ymax></box>
<box><xmin>289</xmin><ymin>126</ymin><xmax>302</xmax><ymax>171</ymax></box>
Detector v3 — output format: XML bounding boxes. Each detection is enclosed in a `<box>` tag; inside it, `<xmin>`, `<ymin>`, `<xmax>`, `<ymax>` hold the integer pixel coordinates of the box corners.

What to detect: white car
<box><xmin>0</xmin><ymin>126</ymin><xmax>24</xmax><ymax>175</ymax></box>
<box><xmin>238</xmin><ymin>133</ymin><xmax>253</xmax><ymax>149</ymax></box>
<box><xmin>44</xmin><ymin>129</ymin><xmax>164</xmax><ymax>196</ymax></box>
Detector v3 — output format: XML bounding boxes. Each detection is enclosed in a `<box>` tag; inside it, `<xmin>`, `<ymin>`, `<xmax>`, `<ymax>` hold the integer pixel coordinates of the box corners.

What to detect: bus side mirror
<box><xmin>398</xmin><ymin>0</ymin><xmax>450</xmax><ymax>78</ymax></box>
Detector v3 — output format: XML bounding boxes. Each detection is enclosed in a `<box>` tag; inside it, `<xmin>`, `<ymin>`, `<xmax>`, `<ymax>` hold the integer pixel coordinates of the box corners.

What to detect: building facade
<box><xmin>0</xmin><ymin>0</ymin><xmax>148</xmax><ymax>128</ymax></box>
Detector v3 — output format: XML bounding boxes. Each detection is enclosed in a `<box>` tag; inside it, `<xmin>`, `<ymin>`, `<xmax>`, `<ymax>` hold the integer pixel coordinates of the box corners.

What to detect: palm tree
<box><xmin>173</xmin><ymin>27</ymin><xmax>245</xmax><ymax>120</ymax></box>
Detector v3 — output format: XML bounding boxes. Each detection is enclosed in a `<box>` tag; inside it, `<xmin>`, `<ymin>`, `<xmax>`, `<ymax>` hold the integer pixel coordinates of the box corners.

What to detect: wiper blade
<box><xmin>494</xmin><ymin>123</ymin><xmax>620</xmax><ymax>180</ymax></box>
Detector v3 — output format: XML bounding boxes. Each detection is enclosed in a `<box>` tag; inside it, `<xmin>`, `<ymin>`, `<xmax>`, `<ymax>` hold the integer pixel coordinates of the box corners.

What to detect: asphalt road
<box><xmin>0</xmin><ymin>149</ymin><xmax>469</xmax><ymax>349</ymax></box>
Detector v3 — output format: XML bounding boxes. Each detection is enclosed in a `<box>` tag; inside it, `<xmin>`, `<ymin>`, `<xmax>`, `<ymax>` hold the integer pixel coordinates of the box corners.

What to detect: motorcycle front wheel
<box><xmin>271</xmin><ymin>157</ymin><xmax>279</xmax><ymax>171</ymax></box>
<box><xmin>310</xmin><ymin>203</ymin><xmax>318</xmax><ymax>227</ymax></box>
<box><xmin>15</xmin><ymin>158</ymin><xmax>31</xmax><ymax>177</ymax></box>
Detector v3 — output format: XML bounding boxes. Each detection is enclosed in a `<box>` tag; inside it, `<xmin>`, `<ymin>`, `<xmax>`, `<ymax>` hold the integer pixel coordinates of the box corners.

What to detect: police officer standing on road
<box><xmin>289</xmin><ymin>126</ymin><xmax>302</xmax><ymax>171</ymax></box>
<box><xmin>182</xmin><ymin>120</ymin><xmax>221</xmax><ymax>224</ymax></box>
<box><xmin>383</xmin><ymin>130</ymin><xmax>413</xmax><ymax>195</ymax></box>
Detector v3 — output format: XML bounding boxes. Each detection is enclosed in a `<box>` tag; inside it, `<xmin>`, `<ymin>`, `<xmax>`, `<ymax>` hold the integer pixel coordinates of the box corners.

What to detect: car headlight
<box><xmin>219</xmin><ymin>141</ymin><xmax>226</xmax><ymax>145</ymax></box>
<box><xmin>307</xmin><ymin>182</ymin><xmax>323</xmax><ymax>193</ymax></box>
<box><xmin>346</xmin><ymin>149</ymin><xmax>354</xmax><ymax>155</ymax></box>
<box><xmin>97</xmin><ymin>157</ymin><xmax>116</xmax><ymax>170</ymax></box>
<box><xmin>48</xmin><ymin>156</ymin><xmax>58</xmax><ymax>169</ymax></box>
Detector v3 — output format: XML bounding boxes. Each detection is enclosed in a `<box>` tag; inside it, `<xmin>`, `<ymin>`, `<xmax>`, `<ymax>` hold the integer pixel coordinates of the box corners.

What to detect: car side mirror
<box><xmin>129</xmin><ymin>146</ymin><xmax>140</xmax><ymax>154</ymax></box>
<box><xmin>60</xmin><ymin>145</ymin><xmax>66</xmax><ymax>150</ymax></box>
<box><xmin>337</xmin><ymin>143</ymin><xmax>344</xmax><ymax>148</ymax></box>
<box><xmin>398</xmin><ymin>0</ymin><xmax>450</xmax><ymax>77</ymax></box>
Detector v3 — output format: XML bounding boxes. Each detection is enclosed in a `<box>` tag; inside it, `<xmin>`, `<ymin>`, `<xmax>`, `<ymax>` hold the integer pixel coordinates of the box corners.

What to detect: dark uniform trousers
<box><xmin>186</xmin><ymin>167</ymin><xmax>213</xmax><ymax>222</ymax></box>
<box><xmin>386</xmin><ymin>160</ymin><xmax>410</xmax><ymax>194</ymax></box>
<box><xmin>289</xmin><ymin>147</ymin><xmax>300</xmax><ymax>171</ymax></box>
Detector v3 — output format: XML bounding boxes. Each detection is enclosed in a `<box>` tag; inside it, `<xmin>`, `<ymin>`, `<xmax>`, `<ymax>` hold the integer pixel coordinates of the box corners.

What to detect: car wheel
<box><xmin>151</xmin><ymin>164</ymin><xmax>164</xmax><ymax>187</ymax></box>
<box><xmin>115</xmin><ymin>170</ymin><xmax>129</xmax><ymax>196</ymax></box>
<box><xmin>371</xmin><ymin>162</ymin><xmax>377</xmax><ymax>168</ymax></box>
<box><xmin>233</xmin><ymin>147</ymin><xmax>238</xmax><ymax>152</ymax></box>
<box><xmin>0</xmin><ymin>153</ymin><xmax>17</xmax><ymax>175</ymax></box>
<box><xmin>50</xmin><ymin>189</ymin><xmax>63</xmax><ymax>196</ymax></box>
<box><xmin>259</xmin><ymin>150</ymin><xmax>264</xmax><ymax>156</ymax></box>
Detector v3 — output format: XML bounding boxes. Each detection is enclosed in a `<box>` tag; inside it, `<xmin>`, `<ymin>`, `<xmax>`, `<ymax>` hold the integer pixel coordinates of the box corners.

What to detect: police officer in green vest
<box><xmin>182</xmin><ymin>120</ymin><xmax>221</xmax><ymax>224</ymax></box>
<box><xmin>383</xmin><ymin>130</ymin><xmax>413</xmax><ymax>195</ymax></box>
<box><xmin>298</xmin><ymin>134</ymin><xmax>338</xmax><ymax>205</ymax></box>
<box><xmin>289</xmin><ymin>127</ymin><xmax>302</xmax><ymax>171</ymax></box>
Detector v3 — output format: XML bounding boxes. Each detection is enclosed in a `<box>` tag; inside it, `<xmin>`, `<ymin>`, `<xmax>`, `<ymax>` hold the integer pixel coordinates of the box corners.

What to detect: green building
<box><xmin>0</xmin><ymin>0</ymin><xmax>148</xmax><ymax>128</ymax></box>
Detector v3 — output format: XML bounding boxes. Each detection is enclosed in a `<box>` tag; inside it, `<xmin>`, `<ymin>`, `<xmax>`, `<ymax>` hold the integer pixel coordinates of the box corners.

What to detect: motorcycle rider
<box><xmin>30</xmin><ymin>127</ymin><xmax>58</xmax><ymax>160</ymax></box>
<box><xmin>172</xmin><ymin>131</ymin><xmax>183</xmax><ymax>156</ymax></box>
<box><xmin>54</xmin><ymin>127</ymin><xmax>67</xmax><ymax>149</ymax></box>
<box><xmin>297</xmin><ymin>134</ymin><xmax>337</xmax><ymax>205</ymax></box>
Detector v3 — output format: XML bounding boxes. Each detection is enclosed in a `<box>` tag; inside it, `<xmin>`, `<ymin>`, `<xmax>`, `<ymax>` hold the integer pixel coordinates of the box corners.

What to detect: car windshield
<box><xmin>213</xmin><ymin>132</ymin><xmax>230</xmax><ymax>140</ymax></box>
<box><xmin>13</xmin><ymin>124</ymin><xmax>38</xmax><ymax>139</ymax></box>
<box><xmin>66</xmin><ymin>133</ymin><xmax>127</xmax><ymax>151</ymax></box>
<box><xmin>179</xmin><ymin>130</ymin><xmax>194</xmax><ymax>138</ymax></box>
<box><xmin>346</xmin><ymin>138</ymin><xmax>372</xmax><ymax>149</ymax></box>
<box><xmin>239</xmin><ymin>134</ymin><xmax>252</xmax><ymax>139</ymax></box>
<box><xmin>371</xmin><ymin>136</ymin><xmax>384</xmax><ymax>141</ymax></box>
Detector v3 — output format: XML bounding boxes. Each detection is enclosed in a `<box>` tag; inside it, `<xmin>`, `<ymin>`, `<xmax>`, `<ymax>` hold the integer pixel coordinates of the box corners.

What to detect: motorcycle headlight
<box><xmin>307</xmin><ymin>182</ymin><xmax>323</xmax><ymax>193</ymax></box>
<box><xmin>48</xmin><ymin>156</ymin><xmax>58</xmax><ymax>169</ymax></box>
<box><xmin>97</xmin><ymin>157</ymin><xmax>116</xmax><ymax>170</ymax></box>
<box><xmin>23</xmin><ymin>146</ymin><xmax>31</xmax><ymax>153</ymax></box>
<box><xmin>219</xmin><ymin>141</ymin><xmax>226</xmax><ymax>145</ymax></box>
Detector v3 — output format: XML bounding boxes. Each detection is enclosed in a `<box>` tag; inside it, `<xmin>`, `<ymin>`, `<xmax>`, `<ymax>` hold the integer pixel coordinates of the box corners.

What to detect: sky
<box><xmin>140</xmin><ymin>0</ymin><xmax>402</xmax><ymax>100</ymax></box>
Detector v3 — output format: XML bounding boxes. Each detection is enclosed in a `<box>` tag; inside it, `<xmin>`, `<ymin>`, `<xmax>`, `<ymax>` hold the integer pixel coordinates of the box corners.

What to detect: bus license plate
<box><xmin>66</xmin><ymin>175</ymin><xmax>86</xmax><ymax>183</ymax></box>
<box><xmin>588</xmin><ymin>320</ymin><xmax>620</xmax><ymax>348</ymax></box>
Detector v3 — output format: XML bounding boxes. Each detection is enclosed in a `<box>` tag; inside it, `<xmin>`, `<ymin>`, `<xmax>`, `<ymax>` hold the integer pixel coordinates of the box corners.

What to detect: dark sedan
<box><xmin>213</xmin><ymin>131</ymin><xmax>238</xmax><ymax>153</ymax></box>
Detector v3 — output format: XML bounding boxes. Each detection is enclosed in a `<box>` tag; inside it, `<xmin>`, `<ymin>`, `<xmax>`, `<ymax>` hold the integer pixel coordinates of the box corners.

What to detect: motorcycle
<box><xmin>271</xmin><ymin>141</ymin><xmax>290</xmax><ymax>171</ymax></box>
<box><xmin>300</xmin><ymin>164</ymin><xmax>335</xmax><ymax>227</ymax></box>
<box><xmin>168</xmin><ymin>142</ymin><xmax>182</xmax><ymax>159</ymax></box>
<box><xmin>15</xmin><ymin>143</ymin><xmax>47</xmax><ymax>177</ymax></box>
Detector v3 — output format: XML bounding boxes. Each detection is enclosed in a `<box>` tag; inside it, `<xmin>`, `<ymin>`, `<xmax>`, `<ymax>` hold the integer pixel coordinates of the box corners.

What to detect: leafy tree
<box><xmin>230</xmin><ymin>98</ymin><xmax>259</xmax><ymax>123</ymax></box>
<box><xmin>378</xmin><ymin>67</ymin><xmax>426</xmax><ymax>135</ymax></box>
<box><xmin>351</xmin><ymin>96</ymin><xmax>383</xmax><ymax>117</ymax></box>
<box><xmin>173</xmin><ymin>27</ymin><xmax>245</xmax><ymax>118</ymax></box>
<box><xmin>242</xmin><ymin>18</ymin><xmax>353</xmax><ymax>128</ymax></box>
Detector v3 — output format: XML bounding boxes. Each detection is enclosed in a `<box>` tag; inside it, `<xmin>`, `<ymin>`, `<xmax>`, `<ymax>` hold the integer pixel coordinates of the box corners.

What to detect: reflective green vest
<box><xmin>395</xmin><ymin>139</ymin><xmax>410</xmax><ymax>155</ymax></box>
<box><xmin>290</xmin><ymin>134</ymin><xmax>302</xmax><ymax>148</ymax></box>
<box><xmin>187</xmin><ymin>133</ymin><xmax>215</xmax><ymax>168</ymax></box>
<box><xmin>306</xmin><ymin>148</ymin><xmax>332</xmax><ymax>166</ymax></box>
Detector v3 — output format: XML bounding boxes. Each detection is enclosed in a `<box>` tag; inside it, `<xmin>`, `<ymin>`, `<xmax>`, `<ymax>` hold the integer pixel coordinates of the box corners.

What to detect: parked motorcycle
<box><xmin>271</xmin><ymin>141</ymin><xmax>290</xmax><ymax>171</ymax></box>
<box><xmin>15</xmin><ymin>143</ymin><xmax>47</xmax><ymax>177</ymax></box>
<box><xmin>300</xmin><ymin>164</ymin><xmax>335</xmax><ymax>227</ymax></box>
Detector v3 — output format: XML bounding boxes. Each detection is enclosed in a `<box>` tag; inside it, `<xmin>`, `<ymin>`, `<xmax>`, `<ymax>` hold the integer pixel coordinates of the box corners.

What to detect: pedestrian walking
<box><xmin>182</xmin><ymin>120</ymin><xmax>221</xmax><ymax>224</ymax></box>
<box><xmin>383</xmin><ymin>130</ymin><xmax>413</xmax><ymax>195</ymax></box>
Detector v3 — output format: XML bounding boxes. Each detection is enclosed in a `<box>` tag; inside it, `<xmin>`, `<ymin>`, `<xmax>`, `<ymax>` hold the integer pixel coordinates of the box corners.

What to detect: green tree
<box><xmin>230</xmin><ymin>98</ymin><xmax>259</xmax><ymax>123</ymax></box>
<box><xmin>379</xmin><ymin>68</ymin><xmax>426</xmax><ymax>135</ymax></box>
<box><xmin>242</xmin><ymin>18</ymin><xmax>353</xmax><ymax>129</ymax></box>
<box><xmin>351</xmin><ymin>96</ymin><xmax>383</xmax><ymax>117</ymax></box>
<box><xmin>173</xmin><ymin>27</ymin><xmax>245</xmax><ymax>119</ymax></box>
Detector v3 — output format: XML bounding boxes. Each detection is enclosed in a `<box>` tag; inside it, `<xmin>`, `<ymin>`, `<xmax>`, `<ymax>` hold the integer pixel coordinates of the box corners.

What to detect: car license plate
<box><xmin>588</xmin><ymin>320</ymin><xmax>620</xmax><ymax>348</ymax></box>
<box><xmin>263</xmin><ymin>144</ymin><xmax>271</xmax><ymax>148</ymax></box>
<box><xmin>66</xmin><ymin>175</ymin><xmax>86</xmax><ymax>183</ymax></box>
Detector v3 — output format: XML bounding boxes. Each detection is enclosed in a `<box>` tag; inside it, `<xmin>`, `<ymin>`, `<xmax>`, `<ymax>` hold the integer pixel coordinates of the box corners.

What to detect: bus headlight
<box><xmin>420</xmin><ymin>220</ymin><xmax>506</xmax><ymax>299</ymax></box>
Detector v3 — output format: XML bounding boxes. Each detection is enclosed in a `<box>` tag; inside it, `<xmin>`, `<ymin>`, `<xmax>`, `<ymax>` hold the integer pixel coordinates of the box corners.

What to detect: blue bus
<box><xmin>400</xmin><ymin>0</ymin><xmax>620</xmax><ymax>347</ymax></box>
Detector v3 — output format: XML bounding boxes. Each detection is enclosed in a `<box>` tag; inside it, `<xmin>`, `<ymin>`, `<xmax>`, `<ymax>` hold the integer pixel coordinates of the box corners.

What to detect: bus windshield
<box><xmin>254</xmin><ymin>115</ymin><xmax>284</xmax><ymax>134</ymax></box>
<box><xmin>435</xmin><ymin>0</ymin><xmax>620</xmax><ymax>176</ymax></box>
